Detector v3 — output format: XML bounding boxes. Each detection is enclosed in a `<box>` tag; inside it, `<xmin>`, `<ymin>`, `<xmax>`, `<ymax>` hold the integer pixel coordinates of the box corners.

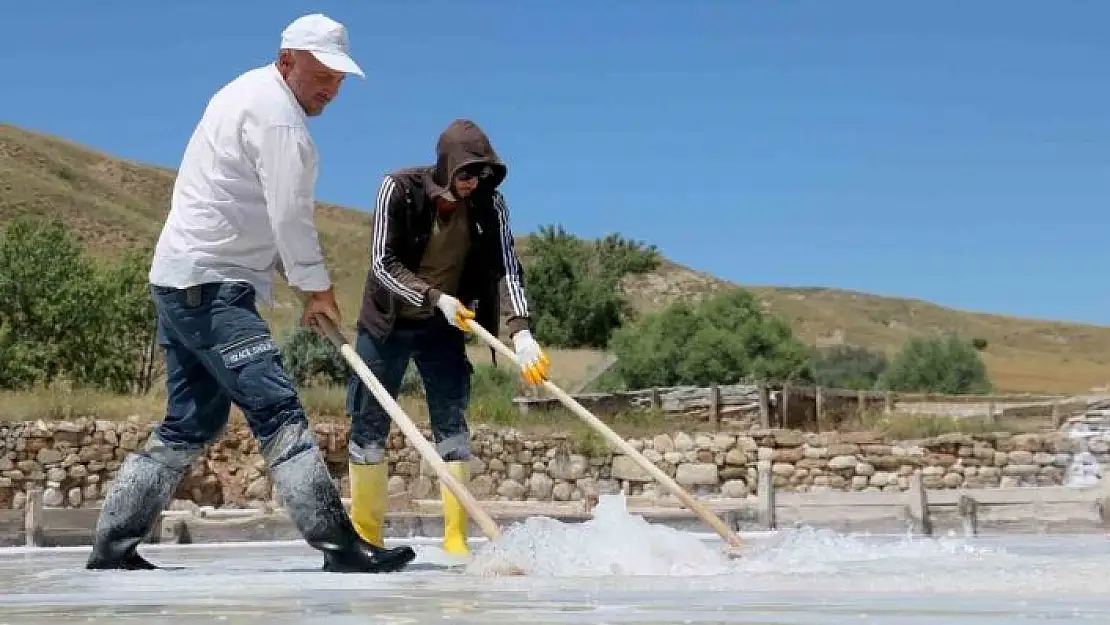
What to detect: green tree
<box><xmin>76</xmin><ymin>250</ymin><xmax>157</xmax><ymax>393</ymax></box>
<box><xmin>610</xmin><ymin>288</ymin><xmax>812</xmax><ymax>388</ymax></box>
<box><xmin>522</xmin><ymin>225</ymin><xmax>660</xmax><ymax>348</ymax></box>
<box><xmin>810</xmin><ymin>344</ymin><xmax>889</xmax><ymax>390</ymax></box>
<box><xmin>0</xmin><ymin>218</ymin><xmax>155</xmax><ymax>392</ymax></box>
<box><xmin>878</xmin><ymin>334</ymin><xmax>992</xmax><ymax>394</ymax></box>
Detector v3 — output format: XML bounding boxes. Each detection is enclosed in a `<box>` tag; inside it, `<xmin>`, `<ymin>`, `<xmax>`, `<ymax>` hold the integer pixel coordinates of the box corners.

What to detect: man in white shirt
<box><xmin>87</xmin><ymin>13</ymin><xmax>416</xmax><ymax>574</ymax></box>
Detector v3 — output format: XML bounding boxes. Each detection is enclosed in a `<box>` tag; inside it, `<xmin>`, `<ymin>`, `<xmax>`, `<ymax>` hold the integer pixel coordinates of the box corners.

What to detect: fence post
<box><xmin>906</xmin><ymin>471</ymin><xmax>932</xmax><ymax>536</ymax></box>
<box><xmin>758</xmin><ymin>466</ymin><xmax>776</xmax><ymax>530</ymax></box>
<box><xmin>883</xmin><ymin>391</ymin><xmax>895</xmax><ymax>416</ymax></box>
<box><xmin>1096</xmin><ymin>473</ymin><xmax>1110</xmax><ymax>528</ymax></box>
<box><xmin>815</xmin><ymin>386</ymin><xmax>825</xmax><ymax>431</ymax></box>
<box><xmin>758</xmin><ymin>382</ymin><xmax>771</xmax><ymax>428</ymax></box>
<box><xmin>709</xmin><ymin>384</ymin><xmax>720</xmax><ymax>429</ymax></box>
<box><xmin>781</xmin><ymin>383</ymin><xmax>791</xmax><ymax>428</ymax></box>
<box><xmin>24</xmin><ymin>488</ymin><xmax>44</xmax><ymax>548</ymax></box>
<box><xmin>957</xmin><ymin>494</ymin><xmax>979</xmax><ymax>537</ymax></box>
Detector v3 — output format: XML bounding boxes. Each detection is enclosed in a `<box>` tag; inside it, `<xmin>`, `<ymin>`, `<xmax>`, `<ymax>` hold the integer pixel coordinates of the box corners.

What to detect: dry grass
<box><xmin>741</xmin><ymin>285</ymin><xmax>1110</xmax><ymax>394</ymax></box>
<box><xmin>7</xmin><ymin>122</ymin><xmax>1110</xmax><ymax>394</ymax></box>
<box><xmin>0</xmin><ymin>383</ymin><xmax>1057</xmax><ymax>445</ymax></box>
<box><xmin>0</xmin><ymin>386</ymin><xmax>165</xmax><ymax>422</ymax></box>
<box><xmin>0</xmin><ymin>385</ymin><xmax>711</xmax><ymax>455</ymax></box>
<box><xmin>836</xmin><ymin>409</ymin><xmax>1056</xmax><ymax>439</ymax></box>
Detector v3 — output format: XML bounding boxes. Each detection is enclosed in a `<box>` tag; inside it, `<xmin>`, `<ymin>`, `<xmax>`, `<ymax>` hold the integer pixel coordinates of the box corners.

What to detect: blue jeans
<box><xmin>346</xmin><ymin>317</ymin><xmax>472</xmax><ymax>464</ymax></box>
<box><xmin>150</xmin><ymin>281</ymin><xmax>308</xmax><ymax>461</ymax></box>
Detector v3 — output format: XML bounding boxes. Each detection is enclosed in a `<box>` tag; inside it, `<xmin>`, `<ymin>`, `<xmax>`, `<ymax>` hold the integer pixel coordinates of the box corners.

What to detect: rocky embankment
<box><xmin>0</xmin><ymin>418</ymin><xmax>1103</xmax><ymax>510</ymax></box>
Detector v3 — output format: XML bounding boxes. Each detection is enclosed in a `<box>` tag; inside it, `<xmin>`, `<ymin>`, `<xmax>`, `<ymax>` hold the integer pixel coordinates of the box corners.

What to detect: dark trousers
<box><xmin>345</xmin><ymin>316</ymin><xmax>472</xmax><ymax>464</ymax></box>
<box><xmin>150</xmin><ymin>281</ymin><xmax>308</xmax><ymax>461</ymax></box>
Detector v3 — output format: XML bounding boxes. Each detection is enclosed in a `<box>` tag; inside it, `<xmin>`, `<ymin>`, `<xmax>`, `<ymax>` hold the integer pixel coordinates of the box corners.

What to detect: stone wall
<box><xmin>1</xmin><ymin>418</ymin><xmax>1105</xmax><ymax>510</ymax></box>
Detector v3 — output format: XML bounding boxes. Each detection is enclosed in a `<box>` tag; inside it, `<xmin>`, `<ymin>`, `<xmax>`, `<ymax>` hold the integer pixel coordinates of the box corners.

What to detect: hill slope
<box><xmin>4</xmin><ymin>122</ymin><xmax>1110</xmax><ymax>394</ymax></box>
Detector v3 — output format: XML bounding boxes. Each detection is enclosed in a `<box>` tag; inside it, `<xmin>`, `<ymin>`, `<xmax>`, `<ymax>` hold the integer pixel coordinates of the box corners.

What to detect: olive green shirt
<box><xmin>397</xmin><ymin>202</ymin><xmax>471</xmax><ymax>320</ymax></box>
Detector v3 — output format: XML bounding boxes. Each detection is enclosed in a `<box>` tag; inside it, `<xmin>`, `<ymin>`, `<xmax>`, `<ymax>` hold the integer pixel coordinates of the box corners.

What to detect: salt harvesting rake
<box><xmin>304</xmin><ymin>303</ymin><xmax>745</xmax><ymax>567</ymax></box>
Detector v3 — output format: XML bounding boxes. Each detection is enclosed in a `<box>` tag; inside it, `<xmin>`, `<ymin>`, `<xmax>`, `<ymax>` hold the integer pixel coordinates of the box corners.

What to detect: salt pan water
<box><xmin>1</xmin><ymin>494</ymin><xmax>1107</xmax><ymax>624</ymax></box>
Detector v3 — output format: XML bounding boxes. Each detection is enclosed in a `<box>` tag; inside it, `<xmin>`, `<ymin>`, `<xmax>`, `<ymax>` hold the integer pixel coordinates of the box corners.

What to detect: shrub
<box><xmin>610</xmin><ymin>288</ymin><xmax>812</xmax><ymax>388</ymax></box>
<box><xmin>878</xmin><ymin>334</ymin><xmax>992</xmax><ymax>394</ymax></box>
<box><xmin>810</xmin><ymin>344</ymin><xmax>889</xmax><ymax>390</ymax></box>
<box><xmin>523</xmin><ymin>225</ymin><xmax>659</xmax><ymax>348</ymax></box>
<box><xmin>0</xmin><ymin>218</ymin><xmax>155</xmax><ymax>393</ymax></box>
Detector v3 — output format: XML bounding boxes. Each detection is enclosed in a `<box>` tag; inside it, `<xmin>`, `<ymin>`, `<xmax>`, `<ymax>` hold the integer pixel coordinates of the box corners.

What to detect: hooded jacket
<box><xmin>357</xmin><ymin>119</ymin><xmax>532</xmax><ymax>341</ymax></box>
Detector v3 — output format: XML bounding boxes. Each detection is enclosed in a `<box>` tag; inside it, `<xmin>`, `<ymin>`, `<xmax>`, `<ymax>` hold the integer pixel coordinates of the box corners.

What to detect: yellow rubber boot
<box><xmin>348</xmin><ymin>462</ymin><xmax>388</xmax><ymax>548</ymax></box>
<box><xmin>441</xmin><ymin>460</ymin><xmax>471</xmax><ymax>555</ymax></box>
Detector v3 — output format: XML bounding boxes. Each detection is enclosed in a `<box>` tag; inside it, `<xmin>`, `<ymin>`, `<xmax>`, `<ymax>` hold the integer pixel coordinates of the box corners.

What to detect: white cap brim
<box><xmin>309</xmin><ymin>49</ymin><xmax>365</xmax><ymax>79</ymax></box>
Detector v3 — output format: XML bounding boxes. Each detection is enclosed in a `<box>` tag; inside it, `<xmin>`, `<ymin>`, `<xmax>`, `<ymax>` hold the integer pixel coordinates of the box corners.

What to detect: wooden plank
<box><xmin>21</xmin><ymin>482</ymin><xmax>1108</xmax><ymax>548</ymax></box>
<box><xmin>709</xmin><ymin>384</ymin><xmax>720</xmax><ymax>429</ymax></box>
<box><xmin>38</xmin><ymin>508</ymin><xmax>101</xmax><ymax>547</ymax></box>
<box><xmin>165</xmin><ymin>513</ymin><xmax>304</xmax><ymax>544</ymax></box>
<box><xmin>758</xmin><ymin>382</ymin><xmax>771</xmax><ymax>428</ymax></box>
<box><xmin>894</xmin><ymin>392</ymin><xmax>1066</xmax><ymax>404</ymax></box>
<box><xmin>0</xmin><ymin>510</ymin><xmax>24</xmax><ymax>547</ymax></box>
<box><xmin>815</xmin><ymin>386</ymin><xmax>825</xmax><ymax>431</ymax></box>
<box><xmin>770</xmin><ymin>485</ymin><xmax>1100</xmax><ymax>508</ymax></box>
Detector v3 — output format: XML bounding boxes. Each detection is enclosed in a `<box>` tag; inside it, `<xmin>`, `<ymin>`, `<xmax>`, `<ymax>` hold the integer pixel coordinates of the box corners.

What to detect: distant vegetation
<box><xmin>808</xmin><ymin>338</ymin><xmax>992</xmax><ymax>395</ymax></box>
<box><xmin>516</xmin><ymin>226</ymin><xmax>993</xmax><ymax>395</ymax></box>
<box><xmin>0</xmin><ymin>217</ymin><xmax>995</xmax><ymax>400</ymax></box>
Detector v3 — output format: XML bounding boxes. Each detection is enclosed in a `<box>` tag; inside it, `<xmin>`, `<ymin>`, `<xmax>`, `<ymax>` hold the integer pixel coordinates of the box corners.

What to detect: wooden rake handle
<box><xmin>298</xmin><ymin>303</ymin><xmax>502</xmax><ymax>543</ymax></box>
<box><xmin>466</xmin><ymin>321</ymin><xmax>744</xmax><ymax>550</ymax></box>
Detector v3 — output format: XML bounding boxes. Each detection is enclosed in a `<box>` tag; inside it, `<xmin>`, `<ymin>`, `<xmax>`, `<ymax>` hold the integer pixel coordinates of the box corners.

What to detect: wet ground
<box><xmin>2</xmin><ymin>496</ymin><xmax>1109</xmax><ymax>624</ymax></box>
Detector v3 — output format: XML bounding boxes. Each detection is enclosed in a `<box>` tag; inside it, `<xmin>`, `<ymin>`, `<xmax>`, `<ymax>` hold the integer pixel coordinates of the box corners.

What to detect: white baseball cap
<box><xmin>280</xmin><ymin>13</ymin><xmax>365</xmax><ymax>79</ymax></box>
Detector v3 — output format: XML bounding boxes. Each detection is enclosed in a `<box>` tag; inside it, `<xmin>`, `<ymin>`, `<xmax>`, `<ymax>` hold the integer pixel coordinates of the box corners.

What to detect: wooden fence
<box><xmin>8</xmin><ymin>471</ymin><xmax>1110</xmax><ymax>548</ymax></box>
<box><xmin>513</xmin><ymin>381</ymin><xmax>1088</xmax><ymax>431</ymax></box>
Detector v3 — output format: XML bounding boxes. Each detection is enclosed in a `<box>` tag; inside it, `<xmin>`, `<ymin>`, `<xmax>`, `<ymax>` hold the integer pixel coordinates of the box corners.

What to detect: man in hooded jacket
<box><xmin>346</xmin><ymin>119</ymin><xmax>549</xmax><ymax>555</ymax></box>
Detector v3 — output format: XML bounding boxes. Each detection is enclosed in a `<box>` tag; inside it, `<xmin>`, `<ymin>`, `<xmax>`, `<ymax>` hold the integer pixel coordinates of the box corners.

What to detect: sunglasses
<box><xmin>455</xmin><ymin>164</ymin><xmax>494</xmax><ymax>182</ymax></box>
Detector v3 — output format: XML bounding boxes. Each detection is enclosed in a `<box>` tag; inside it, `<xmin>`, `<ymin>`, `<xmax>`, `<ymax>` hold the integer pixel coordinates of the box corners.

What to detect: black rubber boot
<box><xmin>266</xmin><ymin>422</ymin><xmax>416</xmax><ymax>573</ymax></box>
<box><xmin>85</xmin><ymin>452</ymin><xmax>184</xmax><ymax>570</ymax></box>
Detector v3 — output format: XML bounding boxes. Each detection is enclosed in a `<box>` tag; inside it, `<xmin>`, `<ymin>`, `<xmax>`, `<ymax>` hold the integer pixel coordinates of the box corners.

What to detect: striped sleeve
<box><xmin>492</xmin><ymin>192</ymin><xmax>530</xmax><ymax>319</ymax></box>
<box><xmin>369</xmin><ymin>175</ymin><xmax>430</xmax><ymax>307</ymax></box>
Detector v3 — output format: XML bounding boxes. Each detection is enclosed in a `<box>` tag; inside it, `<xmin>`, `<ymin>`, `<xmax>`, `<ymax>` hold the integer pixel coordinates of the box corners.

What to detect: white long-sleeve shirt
<box><xmin>148</xmin><ymin>63</ymin><xmax>331</xmax><ymax>305</ymax></box>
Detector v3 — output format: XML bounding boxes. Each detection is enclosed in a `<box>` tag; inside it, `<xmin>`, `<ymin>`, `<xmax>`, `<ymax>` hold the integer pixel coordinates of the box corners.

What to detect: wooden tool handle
<box><xmin>297</xmin><ymin>295</ymin><xmax>502</xmax><ymax>541</ymax></box>
<box><xmin>467</xmin><ymin>321</ymin><xmax>743</xmax><ymax>550</ymax></box>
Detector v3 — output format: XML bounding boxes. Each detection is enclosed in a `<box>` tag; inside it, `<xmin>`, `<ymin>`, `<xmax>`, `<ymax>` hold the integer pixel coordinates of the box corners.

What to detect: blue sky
<box><xmin>6</xmin><ymin>1</ymin><xmax>1108</xmax><ymax>324</ymax></box>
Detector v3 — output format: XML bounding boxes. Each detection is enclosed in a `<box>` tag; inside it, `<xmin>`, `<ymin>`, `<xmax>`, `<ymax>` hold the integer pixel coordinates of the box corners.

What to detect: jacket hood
<box><xmin>427</xmin><ymin>119</ymin><xmax>507</xmax><ymax>199</ymax></box>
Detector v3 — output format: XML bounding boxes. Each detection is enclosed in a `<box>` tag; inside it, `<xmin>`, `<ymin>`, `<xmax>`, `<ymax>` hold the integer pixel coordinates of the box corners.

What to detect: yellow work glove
<box><xmin>434</xmin><ymin>293</ymin><xmax>475</xmax><ymax>331</ymax></box>
<box><xmin>512</xmin><ymin>329</ymin><xmax>550</xmax><ymax>385</ymax></box>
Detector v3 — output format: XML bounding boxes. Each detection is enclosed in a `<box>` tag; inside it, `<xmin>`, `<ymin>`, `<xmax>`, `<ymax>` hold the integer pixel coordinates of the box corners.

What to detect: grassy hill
<box><xmin>4</xmin><ymin>122</ymin><xmax>1110</xmax><ymax>394</ymax></box>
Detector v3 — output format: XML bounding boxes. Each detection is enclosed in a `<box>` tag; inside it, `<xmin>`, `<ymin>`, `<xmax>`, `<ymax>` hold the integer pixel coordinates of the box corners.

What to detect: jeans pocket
<box><xmin>219</xmin><ymin>334</ymin><xmax>279</xmax><ymax>370</ymax></box>
<box><xmin>217</xmin><ymin>332</ymin><xmax>295</xmax><ymax>412</ymax></box>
